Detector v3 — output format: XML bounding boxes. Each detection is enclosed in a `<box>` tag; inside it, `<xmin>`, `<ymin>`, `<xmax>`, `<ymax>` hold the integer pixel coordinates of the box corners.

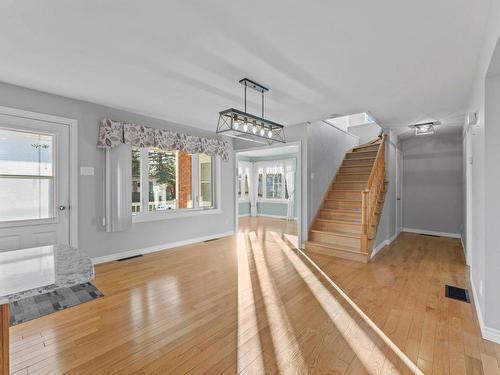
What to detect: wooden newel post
<box><xmin>0</xmin><ymin>304</ymin><xmax>9</xmax><ymax>375</ymax></box>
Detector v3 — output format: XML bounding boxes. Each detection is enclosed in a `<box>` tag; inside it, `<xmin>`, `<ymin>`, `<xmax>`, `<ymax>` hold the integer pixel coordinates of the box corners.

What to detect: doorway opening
<box><xmin>235</xmin><ymin>142</ymin><xmax>301</xmax><ymax>244</ymax></box>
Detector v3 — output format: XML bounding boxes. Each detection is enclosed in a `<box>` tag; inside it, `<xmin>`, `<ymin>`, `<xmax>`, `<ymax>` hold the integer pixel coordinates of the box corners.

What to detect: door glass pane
<box><xmin>0</xmin><ymin>129</ymin><xmax>53</xmax><ymax>176</ymax></box>
<box><xmin>199</xmin><ymin>154</ymin><xmax>213</xmax><ymax>207</ymax></box>
<box><xmin>148</xmin><ymin>149</ymin><xmax>178</xmax><ymax>211</ymax></box>
<box><xmin>0</xmin><ymin>178</ymin><xmax>53</xmax><ymax>221</ymax></box>
<box><xmin>0</xmin><ymin>128</ymin><xmax>55</xmax><ymax>222</ymax></box>
<box><xmin>131</xmin><ymin>147</ymin><xmax>141</xmax><ymax>213</ymax></box>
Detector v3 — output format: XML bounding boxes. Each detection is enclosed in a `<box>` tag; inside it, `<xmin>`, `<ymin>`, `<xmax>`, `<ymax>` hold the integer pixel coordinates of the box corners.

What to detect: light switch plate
<box><xmin>80</xmin><ymin>166</ymin><xmax>95</xmax><ymax>176</ymax></box>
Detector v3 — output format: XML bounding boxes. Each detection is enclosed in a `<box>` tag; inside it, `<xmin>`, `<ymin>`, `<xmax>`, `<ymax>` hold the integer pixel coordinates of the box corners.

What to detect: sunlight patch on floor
<box><xmin>236</xmin><ymin>233</ymin><xmax>265</xmax><ymax>373</ymax></box>
<box><xmin>269</xmin><ymin>231</ymin><xmax>423</xmax><ymax>375</ymax></box>
<box><xmin>248</xmin><ymin>232</ymin><xmax>307</xmax><ymax>374</ymax></box>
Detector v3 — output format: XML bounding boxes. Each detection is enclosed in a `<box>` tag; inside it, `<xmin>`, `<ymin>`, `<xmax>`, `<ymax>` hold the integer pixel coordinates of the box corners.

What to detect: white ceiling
<box><xmin>238</xmin><ymin>145</ymin><xmax>298</xmax><ymax>158</ymax></box>
<box><xmin>0</xmin><ymin>1</ymin><xmax>491</xmax><ymax>131</ymax></box>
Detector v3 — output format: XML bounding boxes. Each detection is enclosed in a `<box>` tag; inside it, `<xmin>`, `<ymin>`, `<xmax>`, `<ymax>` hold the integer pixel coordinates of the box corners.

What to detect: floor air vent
<box><xmin>117</xmin><ymin>254</ymin><xmax>143</xmax><ymax>261</ymax></box>
<box><xmin>445</xmin><ymin>285</ymin><xmax>470</xmax><ymax>303</ymax></box>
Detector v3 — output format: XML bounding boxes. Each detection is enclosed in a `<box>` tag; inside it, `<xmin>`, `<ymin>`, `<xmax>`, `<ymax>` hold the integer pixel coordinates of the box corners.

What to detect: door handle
<box><xmin>58</xmin><ymin>205</ymin><xmax>67</xmax><ymax>211</ymax></box>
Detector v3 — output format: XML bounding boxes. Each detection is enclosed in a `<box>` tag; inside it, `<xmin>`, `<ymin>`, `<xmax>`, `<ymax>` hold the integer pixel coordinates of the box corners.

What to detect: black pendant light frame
<box><xmin>216</xmin><ymin>78</ymin><xmax>286</xmax><ymax>144</ymax></box>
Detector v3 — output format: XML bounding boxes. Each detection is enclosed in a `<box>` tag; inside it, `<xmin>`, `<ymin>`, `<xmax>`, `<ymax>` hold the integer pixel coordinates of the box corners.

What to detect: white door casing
<box><xmin>0</xmin><ymin>107</ymin><xmax>77</xmax><ymax>251</ymax></box>
<box><xmin>395</xmin><ymin>147</ymin><xmax>403</xmax><ymax>235</ymax></box>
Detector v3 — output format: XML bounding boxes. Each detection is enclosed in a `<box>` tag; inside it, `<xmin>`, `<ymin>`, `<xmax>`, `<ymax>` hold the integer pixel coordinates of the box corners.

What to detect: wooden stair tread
<box><xmin>321</xmin><ymin>208</ymin><xmax>361</xmax><ymax>214</ymax></box>
<box><xmin>305</xmin><ymin>240</ymin><xmax>367</xmax><ymax>255</ymax></box>
<box><xmin>337</xmin><ymin>173</ymin><xmax>371</xmax><ymax>177</ymax></box>
<box><xmin>310</xmin><ymin>229</ymin><xmax>360</xmax><ymax>239</ymax></box>
<box><xmin>340</xmin><ymin>165</ymin><xmax>374</xmax><ymax>169</ymax></box>
<box><xmin>333</xmin><ymin>181</ymin><xmax>367</xmax><ymax>184</ymax></box>
<box><xmin>343</xmin><ymin>157</ymin><xmax>376</xmax><ymax>161</ymax></box>
<box><xmin>329</xmin><ymin>189</ymin><xmax>364</xmax><ymax>192</ymax></box>
<box><xmin>347</xmin><ymin>150</ymin><xmax>378</xmax><ymax>155</ymax></box>
<box><xmin>324</xmin><ymin>198</ymin><xmax>361</xmax><ymax>202</ymax></box>
<box><xmin>316</xmin><ymin>218</ymin><xmax>360</xmax><ymax>224</ymax></box>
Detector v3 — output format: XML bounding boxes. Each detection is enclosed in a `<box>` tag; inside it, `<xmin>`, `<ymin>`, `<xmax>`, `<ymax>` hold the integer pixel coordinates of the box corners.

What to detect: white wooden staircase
<box><xmin>305</xmin><ymin>135</ymin><xmax>388</xmax><ymax>263</ymax></box>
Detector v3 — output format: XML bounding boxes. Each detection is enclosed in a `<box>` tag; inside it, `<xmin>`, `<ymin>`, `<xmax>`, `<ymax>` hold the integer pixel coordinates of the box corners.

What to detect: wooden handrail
<box><xmin>361</xmin><ymin>134</ymin><xmax>387</xmax><ymax>252</ymax></box>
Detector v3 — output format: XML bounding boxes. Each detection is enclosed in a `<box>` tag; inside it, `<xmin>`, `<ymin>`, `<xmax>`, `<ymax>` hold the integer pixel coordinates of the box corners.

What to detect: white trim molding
<box><xmin>402</xmin><ymin>227</ymin><xmax>461</xmax><ymax>239</ymax></box>
<box><xmin>470</xmin><ymin>278</ymin><xmax>500</xmax><ymax>344</ymax></box>
<box><xmin>0</xmin><ymin>105</ymin><xmax>79</xmax><ymax>248</ymax></box>
<box><xmin>92</xmin><ymin>230</ymin><xmax>235</xmax><ymax>265</ymax></box>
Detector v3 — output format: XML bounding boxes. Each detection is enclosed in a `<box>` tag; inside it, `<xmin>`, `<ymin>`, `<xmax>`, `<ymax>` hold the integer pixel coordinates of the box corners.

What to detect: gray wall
<box><xmin>348</xmin><ymin>123</ymin><xmax>381</xmax><ymax>144</ymax></box>
<box><xmin>0</xmin><ymin>82</ymin><xmax>235</xmax><ymax>259</ymax></box>
<box><xmin>463</xmin><ymin>0</ymin><xmax>500</xmax><ymax>335</ymax></box>
<box><xmin>306</xmin><ymin>121</ymin><xmax>359</xmax><ymax>229</ymax></box>
<box><xmin>373</xmin><ymin>129</ymin><xmax>397</xmax><ymax>251</ymax></box>
<box><xmin>484</xmin><ymin>72</ymin><xmax>500</xmax><ymax>329</ymax></box>
<box><xmin>401</xmin><ymin>131</ymin><xmax>463</xmax><ymax>235</ymax></box>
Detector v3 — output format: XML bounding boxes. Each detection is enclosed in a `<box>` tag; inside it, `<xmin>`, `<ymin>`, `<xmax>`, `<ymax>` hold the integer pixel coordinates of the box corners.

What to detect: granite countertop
<box><xmin>0</xmin><ymin>245</ymin><xmax>94</xmax><ymax>304</ymax></box>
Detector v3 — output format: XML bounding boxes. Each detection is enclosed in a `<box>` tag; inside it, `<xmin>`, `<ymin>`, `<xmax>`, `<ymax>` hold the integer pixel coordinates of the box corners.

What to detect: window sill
<box><xmin>132</xmin><ymin>208</ymin><xmax>222</xmax><ymax>223</ymax></box>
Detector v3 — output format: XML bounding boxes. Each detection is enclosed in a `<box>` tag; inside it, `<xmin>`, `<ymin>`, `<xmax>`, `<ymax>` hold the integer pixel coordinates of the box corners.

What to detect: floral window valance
<box><xmin>97</xmin><ymin>119</ymin><xmax>230</xmax><ymax>161</ymax></box>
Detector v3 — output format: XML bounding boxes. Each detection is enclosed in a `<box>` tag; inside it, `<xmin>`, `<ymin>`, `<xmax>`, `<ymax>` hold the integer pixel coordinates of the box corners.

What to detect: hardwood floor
<box><xmin>8</xmin><ymin>219</ymin><xmax>500</xmax><ymax>374</ymax></box>
<box><xmin>308</xmin><ymin>232</ymin><xmax>500</xmax><ymax>375</ymax></box>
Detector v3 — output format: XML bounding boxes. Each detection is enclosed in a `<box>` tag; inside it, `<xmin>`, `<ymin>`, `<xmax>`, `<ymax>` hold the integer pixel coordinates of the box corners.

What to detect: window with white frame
<box><xmin>257</xmin><ymin>168</ymin><xmax>289</xmax><ymax>201</ymax></box>
<box><xmin>132</xmin><ymin>148</ymin><xmax>215</xmax><ymax>216</ymax></box>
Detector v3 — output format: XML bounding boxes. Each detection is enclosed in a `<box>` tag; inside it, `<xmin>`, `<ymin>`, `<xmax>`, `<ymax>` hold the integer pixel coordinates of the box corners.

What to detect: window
<box><xmin>199</xmin><ymin>154</ymin><xmax>213</xmax><ymax>207</ymax></box>
<box><xmin>257</xmin><ymin>173</ymin><xmax>263</xmax><ymax>198</ymax></box>
<box><xmin>266</xmin><ymin>173</ymin><xmax>283</xmax><ymax>199</ymax></box>
<box><xmin>132</xmin><ymin>148</ymin><xmax>215</xmax><ymax>218</ymax></box>
<box><xmin>0</xmin><ymin>129</ymin><xmax>54</xmax><ymax>222</ymax></box>
<box><xmin>132</xmin><ymin>147</ymin><xmax>141</xmax><ymax>213</ymax></box>
<box><xmin>256</xmin><ymin>169</ymin><xmax>289</xmax><ymax>201</ymax></box>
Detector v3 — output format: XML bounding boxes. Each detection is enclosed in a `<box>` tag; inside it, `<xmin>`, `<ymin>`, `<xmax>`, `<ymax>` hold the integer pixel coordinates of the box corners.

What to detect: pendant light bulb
<box><xmin>260</xmin><ymin>128</ymin><xmax>265</xmax><ymax>136</ymax></box>
<box><xmin>243</xmin><ymin>123</ymin><xmax>248</xmax><ymax>132</ymax></box>
<box><xmin>252</xmin><ymin>126</ymin><xmax>257</xmax><ymax>134</ymax></box>
<box><xmin>268</xmin><ymin>130</ymin><xmax>273</xmax><ymax>138</ymax></box>
<box><xmin>234</xmin><ymin>121</ymin><xmax>239</xmax><ymax>130</ymax></box>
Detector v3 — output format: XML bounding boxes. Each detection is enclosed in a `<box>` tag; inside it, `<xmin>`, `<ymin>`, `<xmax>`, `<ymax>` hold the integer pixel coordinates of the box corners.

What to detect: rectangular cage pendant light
<box><xmin>216</xmin><ymin>78</ymin><xmax>286</xmax><ymax>144</ymax></box>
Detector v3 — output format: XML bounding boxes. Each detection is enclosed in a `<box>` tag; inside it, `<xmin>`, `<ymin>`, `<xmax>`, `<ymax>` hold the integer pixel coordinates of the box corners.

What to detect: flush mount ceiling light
<box><xmin>409</xmin><ymin>121</ymin><xmax>440</xmax><ymax>136</ymax></box>
<box><xmin>216</xmin><ymin>78</ymin><xmax>286</xmax><ymax>144</ymax></box>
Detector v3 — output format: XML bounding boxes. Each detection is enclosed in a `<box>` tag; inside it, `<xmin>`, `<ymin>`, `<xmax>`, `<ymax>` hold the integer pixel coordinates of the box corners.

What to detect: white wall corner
<box><xmin>371</xmin><ymin>232</ymin><xmax>399</xmax><ymax>259</ymax></box>
<box><xmin>92</xmin><ymin>230</ymin><xmax>235</xmax><ymax>265</ymax></box>
<box><xmin>470</xmin><ymin>277</ymin><xmax>500</xmax><ymax>344</ymax></box>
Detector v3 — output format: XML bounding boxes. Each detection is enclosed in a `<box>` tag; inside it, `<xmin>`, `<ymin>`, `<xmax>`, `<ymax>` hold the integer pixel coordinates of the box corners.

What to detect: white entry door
<box><xmin>0</xmin><ymin>114</ymin><xmax>69</xmax><ymax>251</ymax></box>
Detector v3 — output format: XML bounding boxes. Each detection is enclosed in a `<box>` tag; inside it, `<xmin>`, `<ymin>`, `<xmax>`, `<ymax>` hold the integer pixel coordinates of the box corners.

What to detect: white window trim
<box><xmin>258</xmin><ymin>171</ymin><xmax>287</xmax><ymax>202</ymax></box>
<box><xmin>132</xmin><ymin>151</ymin><xmax>221</xmax><ymax>223</ymax></box>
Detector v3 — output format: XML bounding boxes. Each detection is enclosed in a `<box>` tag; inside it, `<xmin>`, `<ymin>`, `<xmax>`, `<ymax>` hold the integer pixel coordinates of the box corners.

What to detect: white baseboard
<box><xmin>402</xmin><ymin>227</ymin><xmax>461</xmax><ymax>239</ymax></box>
<box><xmin>470</xmin><ymin>278</ymin><xmax>500</xmax><ymax>344</ymax></box>
<box><xmin>92</xmin><ymin>230</ymin><xmax>235</xmax><ymax>265</ymax></box>
<box><xmin>371</xmin><ymin>232</ymin><xmax>398</xmax><ymax>259</ymax></box>
<box><xmin>241</xmin><ymin>213</ymin><xmax>297</xmax><ymax>220</ymax></box>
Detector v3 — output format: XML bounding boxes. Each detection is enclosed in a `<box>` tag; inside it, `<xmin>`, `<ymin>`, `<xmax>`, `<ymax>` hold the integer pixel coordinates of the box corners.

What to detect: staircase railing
<box><xmin>360</xmin><ymin>134</ymin><xmax>387</xmax><ymax>254</ymax></box>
